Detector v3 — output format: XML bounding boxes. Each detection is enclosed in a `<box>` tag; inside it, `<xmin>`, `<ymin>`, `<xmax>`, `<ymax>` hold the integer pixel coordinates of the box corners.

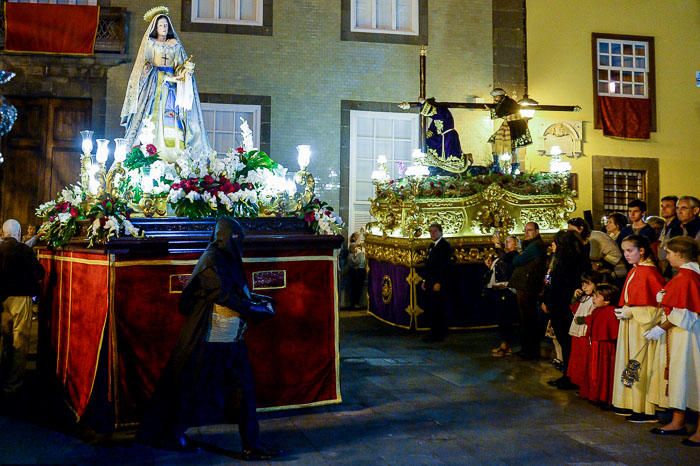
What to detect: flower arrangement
<box><xmin>85</xmin><ymin>194</ymin><xmax>141</xmax><ymax>247</ymax></box>
<box><xmin>302</xmin><ymin>197</ymin><xmax>344</xmax><ymax>235</ymax></box>
<box><xmin>35</xmin><ymin>184</ymin><xmax>85</xmax><ymax>248</ymax></box>
<box><xmin>36</xmin><ymin>185</ymin><xmax>142</xmax><ymax>248</ymax></box>
<box><xmin>168</xmin><ymin>174</ymin><xmax>259</xmax><ymax>219</ymax></box>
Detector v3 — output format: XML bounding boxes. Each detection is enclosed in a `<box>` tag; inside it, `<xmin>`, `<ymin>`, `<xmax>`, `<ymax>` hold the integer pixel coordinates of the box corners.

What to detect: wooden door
<box><xmin>0</xmin><ymin>98</ymin><xmax>91</xmax><ymax>229</ymax></box>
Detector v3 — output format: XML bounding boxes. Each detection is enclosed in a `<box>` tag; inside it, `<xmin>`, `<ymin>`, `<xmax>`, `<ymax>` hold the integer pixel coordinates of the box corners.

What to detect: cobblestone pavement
<box><xmin>1</xmin><ymin>313</ymin><xmax>697</xmax><ymax>464</ymax></box>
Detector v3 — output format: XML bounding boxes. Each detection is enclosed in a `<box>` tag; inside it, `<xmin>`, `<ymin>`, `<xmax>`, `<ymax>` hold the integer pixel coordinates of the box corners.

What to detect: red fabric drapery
<box><xmin>4</xmin><ymin>3</ymin><xmax>99</xmax><ymax>55</ymax></box>
<box><xmin>597</xmin><ymin>96</ymin><xmax>651</xmax><ymax>139</ymax></box>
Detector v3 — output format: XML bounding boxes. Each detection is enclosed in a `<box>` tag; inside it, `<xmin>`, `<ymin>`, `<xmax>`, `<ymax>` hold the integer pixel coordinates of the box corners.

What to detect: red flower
<box><xmin>171</xmin><ymin>182</ymin><xmax>181</xmax><ymax>190</ymax></box>
<box><xmin>221</xmin><ymin>181</ymin><xmax>234</xmax><ymax>194</ymax></box>
<box><xmin>232</xmin><ymin>182</ymin><xmax>241</xmax><ymax>193</ymax></box>
<box><xmin>99</xmin><ymin>217</ymin><xmax>106</xmax><ymax>227</ymax></box>
<box><xmin>304</xmin><ymin>211</ymin><xmax>315</xmax><ymax>223</ymax></box>
<box><xmin>145</xmin><ymin>144</ymin><xmax>158</xmax><ymax>156</ymax></box>
<box><xmin>247</xmin><ymin>183</ymin><xmax>254</xmax><ymax>190</ymax></box>
<box><xmin>236</xmin><ymin>146</ymin><xmax>245</xmax><ymax>154</ymax></box>
<box><xmin>203</xmin><ymin>175</ymin><xmax>215</xmax><ymax>185</ymax></box>
<box><xmin>69</xmin><ymin>207</ymin><xmax>78</xmax><ymax>218</ymax></box>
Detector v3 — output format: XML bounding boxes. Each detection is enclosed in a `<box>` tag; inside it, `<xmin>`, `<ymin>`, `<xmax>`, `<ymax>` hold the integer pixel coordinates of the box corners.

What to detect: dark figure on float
<box><xmin>487</xmin><ymin>88</ymin><xmax>533</xmax><ymax>175</ymax></box>
<box><xmin>419</xmin><ymin>98</ymin><xmax>470</xmax><ymax>176</ymax></box>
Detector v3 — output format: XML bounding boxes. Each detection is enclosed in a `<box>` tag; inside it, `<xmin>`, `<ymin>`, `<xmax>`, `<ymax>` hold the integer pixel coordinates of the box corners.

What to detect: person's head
<box><xmin>490</xmin><ymin>87</ymin><xmax>506</xmax><ymax>103</ymax></box>
<box><xmin>593</xmin><ymin>284</ymin><xmax>619</xmax><ymax>308</ymax></box>
<box><xmin>676</xmin><ymin>196</ymin><xmax>700</xmax><ymax>224</ymax></box>
<box><xmin>428</xmin><ymin>223</ymin><xmax>443</xmax><ymax>242</ymax></box>
<box><xmin>645</xmin><ymin>216</ymin><xmax>665</xmax><ymax>236</ymax></box>
<box><xmin>605</xmin><ymin>212</ymin><xmax>627</xmax><ymax>235</ymax></box>
<box><xmin>150</xmin><ymin>15</ymin><xmax>175</xmax><ymax>40</ymax></box>
<box><xmin>524</xmin><ymin>222</ymin><xmax>539</xmax><ymax>241</ymax></box>
<box><xmin>25</xmin><ymin>224</ymin><xmax>36</xmax><ymax>236</ymax></box>
<box><xmin>553</xmin><ymin>230</ymin><xmax>584</xmax><ymax>258</ymax></box>
<box><xmin>621</xmin><ymin>234</ymin><xmax>653</xmax><ymax>266</ymax></box>
<box><xmin>580</xmin><ymin>270</ymin><xmax>602</xmax><ymax>296</ymax></box>
<box><xmin>665</xmin><ymin>236</ymin><xmax>699</xmax><ymax>269</ymax></box>
<box><xmin>504</xmin><ymin>235</ymin><xmax>520</xmax><ymax>252</ymax></box>
<box><xmin>627</xmin><ymin>199</ymin><xmax>647</xmax><ymax>224</ymax></box>
<box><xmin>212</xmin><ymin>217</ymin><xmax>245</xmax><ymax>256</ymax></box>
<box><xmin>660</xmin><ymin>196</ymin><xmax>679</xmax><ymax>220</ymax></box>
<box><xmin>2</xmin><ymin>219</ymin><xmax>21</xmax><ymax>241</ymax></box>
<box><xmin>567</xmin><ymin>217</ymin><xmax>591</xmax><ymax>240</ymax></box>
<box><xmin>350</xmin><ymin>232</ymin><xmax>359</xmax><ymax>243</ymax></box>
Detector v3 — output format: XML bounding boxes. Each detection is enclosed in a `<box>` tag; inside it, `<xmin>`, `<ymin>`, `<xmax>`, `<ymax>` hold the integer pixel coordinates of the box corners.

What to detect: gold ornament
<box><xmin>144</xmin><ymin>6</ymin><xmax>169</xmax><ymax>23</ymax></box>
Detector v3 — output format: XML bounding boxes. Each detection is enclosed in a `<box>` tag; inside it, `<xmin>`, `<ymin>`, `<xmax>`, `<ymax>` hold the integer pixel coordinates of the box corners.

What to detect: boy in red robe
<box><xmin>567</xmin><ymin>271</ymin><xmax>602</xmax><ymax>388</ymax></box>
<box><xmin>579</xmin><ymin>284</ymin><xmax>620</xmax><ymax>407</ymax></box>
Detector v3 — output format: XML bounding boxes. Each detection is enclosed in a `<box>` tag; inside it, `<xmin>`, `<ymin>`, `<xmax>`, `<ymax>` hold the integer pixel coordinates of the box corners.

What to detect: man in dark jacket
<box><xmin>508</xmin><ymin>222</ymin><xmax>547</xmax><ymax>360</ymax></box>
<box><xmin>138</xmin><ymin>218</ymin><xmax>276</xmax><ymax>460</ymax></box>
<box><xmin>0</xmin><ymin>219</ymin><xmax>44</xmax><ymax>397</ymax></box>
<box><xmin>421</xmin><ymin>223</ymin><xmax>453</xmax><ymax>342</ymax></box>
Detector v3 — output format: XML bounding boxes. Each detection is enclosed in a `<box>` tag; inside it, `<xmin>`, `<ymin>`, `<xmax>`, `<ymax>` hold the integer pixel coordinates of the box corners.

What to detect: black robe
<box><xmin>137</xmin><ymin>218</ymin><xmax>260</xmax><ymax>447</ymax></box>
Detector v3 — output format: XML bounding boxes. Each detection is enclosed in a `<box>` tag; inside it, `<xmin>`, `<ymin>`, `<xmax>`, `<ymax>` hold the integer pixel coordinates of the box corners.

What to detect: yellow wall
<box><xmin>526</xmin><ymin>0</ymin><xmax>700</xmax><ymax>216</ymax></box>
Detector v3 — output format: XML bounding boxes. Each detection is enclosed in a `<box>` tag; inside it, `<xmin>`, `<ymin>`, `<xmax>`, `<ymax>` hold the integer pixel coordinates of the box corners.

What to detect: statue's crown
<box><xmin>144</xmin><ymin>6</ymin><xmax>169</xmax><ymax>23</ymax></box>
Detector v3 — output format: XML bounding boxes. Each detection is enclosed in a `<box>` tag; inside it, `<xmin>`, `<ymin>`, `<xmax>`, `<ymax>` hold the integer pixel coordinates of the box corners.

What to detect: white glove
<box><xmin>614</xmin><ymin>307</ymin><xmax>633</xmax><ymax>320</ymax></box>
<box><xmin>656</xmin><ymin>290</ymin><xmax>666</xmax><ymax>304</ymax></box>
<box><xmin>644</xmin><ymin>325</ymin><xmax>665</xmax><ymax>341</ymax></box>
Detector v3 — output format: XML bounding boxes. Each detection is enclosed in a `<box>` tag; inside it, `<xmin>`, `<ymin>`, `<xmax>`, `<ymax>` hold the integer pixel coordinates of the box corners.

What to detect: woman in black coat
<box><xmin>541</xmin><ymin>230</ymin><xmax>590</xmax><ymax>389</ymax></box>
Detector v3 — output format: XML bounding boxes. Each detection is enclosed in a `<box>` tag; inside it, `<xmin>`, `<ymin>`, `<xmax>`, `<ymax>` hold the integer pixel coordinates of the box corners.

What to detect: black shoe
<box><xmin>612</xmin><ymin>407</ymin><xmax>632</xmax><ymax>416</ymax></box>
<box><xmin>547</xmin><ymin>376</ymin><xmax>564</xmax><ymax>387</ymax></box>
<box><xmin>651</xmin><ymin>427</ymin><xmax>688</xmax><ymax>436</ymax></box>
<box><xmin>555</xmin><ymin>377</ymin><xmax>578</xmax><ymax>390</ymax></box>
<box><xmin>682</xmin><ymin>438</ymin><xmax>700</xmax><ymax>447</ymax></box>
<box><xmin>242</xmin><ymin>447</ymin><xmax>280</xmax><ymax>461</ymax></box>
<box><xmin>627</xmin><ymin>413</ymin><xmax>657</xmax><ymax>423</ymax></box>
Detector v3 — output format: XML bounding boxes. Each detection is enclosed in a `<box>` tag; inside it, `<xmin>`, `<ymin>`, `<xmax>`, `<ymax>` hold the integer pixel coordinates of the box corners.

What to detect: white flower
<box><xmin>91</xmin><ymin>218</ymin><xmax>101</xmax><ymax>233</ymax></box>
<box><xmin>58</xmin><ymin>212</ymin><xmax>72</xmax><ymax>224</ymax></box>
<box><xmin>185</xmin><ymin>190</ymin><xmax>201</xmax><ymax>203</ymax></box>
<box><xmin>36</xmin><ymin>200</ymin><xmax>56</xmax><ymax>217</ymax></box>
<box><xmin>208</xmin><ymin>196</ymin><xmax>218</xmax><ymax>210</ymax></box>
<box><xmin>168</xmin><ymin>188</ymin><xmax>185</xmax><ymax>203</ymax></box>
<box><xmin>123</xmin><ymin>220</ymin><xmax>138</xmax><ymax>236</ymax></box>
<box><xmin>104</xmin><ymin>217</ymin><xmax>117</xmax><ymax>232</ymax></box>
<box><xmin>217</xmin><ymin>191</ymin><xmax>233</xmax><ymax>209</ymax></box>
<box><xmin>202</xmin><ymin>191</ymin><xmax>212</xmax><ymax>202</ymax></box>
<box><xmin>209</xmin><ymin>158</ymin><xmax>226</xmax><ymax>177</ymax></box>
<box><xmin>240</xmin><ymin>118</ymin><xmax>256</xmax><ymax>152</ymax></box>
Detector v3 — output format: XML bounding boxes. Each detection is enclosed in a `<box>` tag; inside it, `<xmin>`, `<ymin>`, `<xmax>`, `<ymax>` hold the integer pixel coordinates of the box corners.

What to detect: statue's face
<box><xmin>156</xmin><ymin>17</ymin><xmax>169</xmax><ymax>37</ymax></box>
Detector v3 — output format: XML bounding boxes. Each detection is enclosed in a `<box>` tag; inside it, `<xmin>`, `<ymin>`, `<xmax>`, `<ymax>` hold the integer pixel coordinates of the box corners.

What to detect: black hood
<box><xmin>212</xmin><ymin>217</ymin><xmax>245</xmax><ymax>257</ymax></box>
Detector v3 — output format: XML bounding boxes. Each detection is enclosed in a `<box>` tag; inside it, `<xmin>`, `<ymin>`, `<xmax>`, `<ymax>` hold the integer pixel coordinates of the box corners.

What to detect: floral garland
<box><xmin>302</xmin><ymin>198</ymin><xmax>344</xmax><ymax>235</ymax></box>
<box><xmin>375</xmin><ymin>171</ymin><xmax>571</xmax><ymax>202</ymax></box>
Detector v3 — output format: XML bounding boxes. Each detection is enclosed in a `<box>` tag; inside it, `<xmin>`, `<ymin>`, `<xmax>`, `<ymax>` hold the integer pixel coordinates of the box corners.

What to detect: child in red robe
<box><xmin>612</xmin><ymin>235</ymin><xmax>666</xmax><ymax>423</ymax></box>
<box><xmin>567</xmin><ymin>271</ymin><xmax>603</xmax><ymax>388</ymax></box>
<box><xmin>579</xmin><ymin>284</ymin><xmax>620</xmax><ymax>407</ymax></box>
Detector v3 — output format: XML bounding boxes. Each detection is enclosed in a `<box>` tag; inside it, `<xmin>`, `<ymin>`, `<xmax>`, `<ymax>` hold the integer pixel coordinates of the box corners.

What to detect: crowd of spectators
<box><xmin>483</xmin><ymin>196</ymin><xmax>700</xmax><ymax>446</ymax></box>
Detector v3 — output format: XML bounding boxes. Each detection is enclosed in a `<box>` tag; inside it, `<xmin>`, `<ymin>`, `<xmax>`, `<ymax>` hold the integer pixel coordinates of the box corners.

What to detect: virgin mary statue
<box><xmin>120</xmin><ymin>6</ymin><xmax>213</xmax><ymax>162</ymax></box>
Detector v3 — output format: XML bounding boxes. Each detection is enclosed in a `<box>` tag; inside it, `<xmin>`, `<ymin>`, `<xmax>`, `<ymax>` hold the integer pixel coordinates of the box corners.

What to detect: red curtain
<box><xmin>4</xmin><ymin>4</ymin><xmax>99</xmax><ymax>55</ymax></box>
<box><xmin>597</xmin><ymin>96</ymin><xmax>651</xmax><ymax>139</ymax></box>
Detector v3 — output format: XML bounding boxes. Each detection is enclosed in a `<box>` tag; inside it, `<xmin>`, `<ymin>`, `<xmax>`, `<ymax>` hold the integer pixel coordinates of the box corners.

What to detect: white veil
<box><xmin>120</xmin><ymin>14</ymin><xmax>183</xmax><ymax>123</ymax></box>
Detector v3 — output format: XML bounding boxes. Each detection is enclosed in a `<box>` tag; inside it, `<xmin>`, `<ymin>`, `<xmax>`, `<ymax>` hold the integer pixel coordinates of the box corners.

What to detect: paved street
<box><xmin>1</xmin><ymin>312</ymin><xmax>698</xmax><ymax>464</ymax></box>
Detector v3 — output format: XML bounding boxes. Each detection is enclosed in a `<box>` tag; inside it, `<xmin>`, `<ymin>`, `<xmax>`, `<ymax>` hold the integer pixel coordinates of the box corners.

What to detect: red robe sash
<box><xmin>661</xmin><ymin>266</ymin><xmax>700</xmax><ymax>315</ymax></box>
<box><xmin>619</xmin><ymin>263</ymin><xmax>665</xmax><ymax>307</ymax></box>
